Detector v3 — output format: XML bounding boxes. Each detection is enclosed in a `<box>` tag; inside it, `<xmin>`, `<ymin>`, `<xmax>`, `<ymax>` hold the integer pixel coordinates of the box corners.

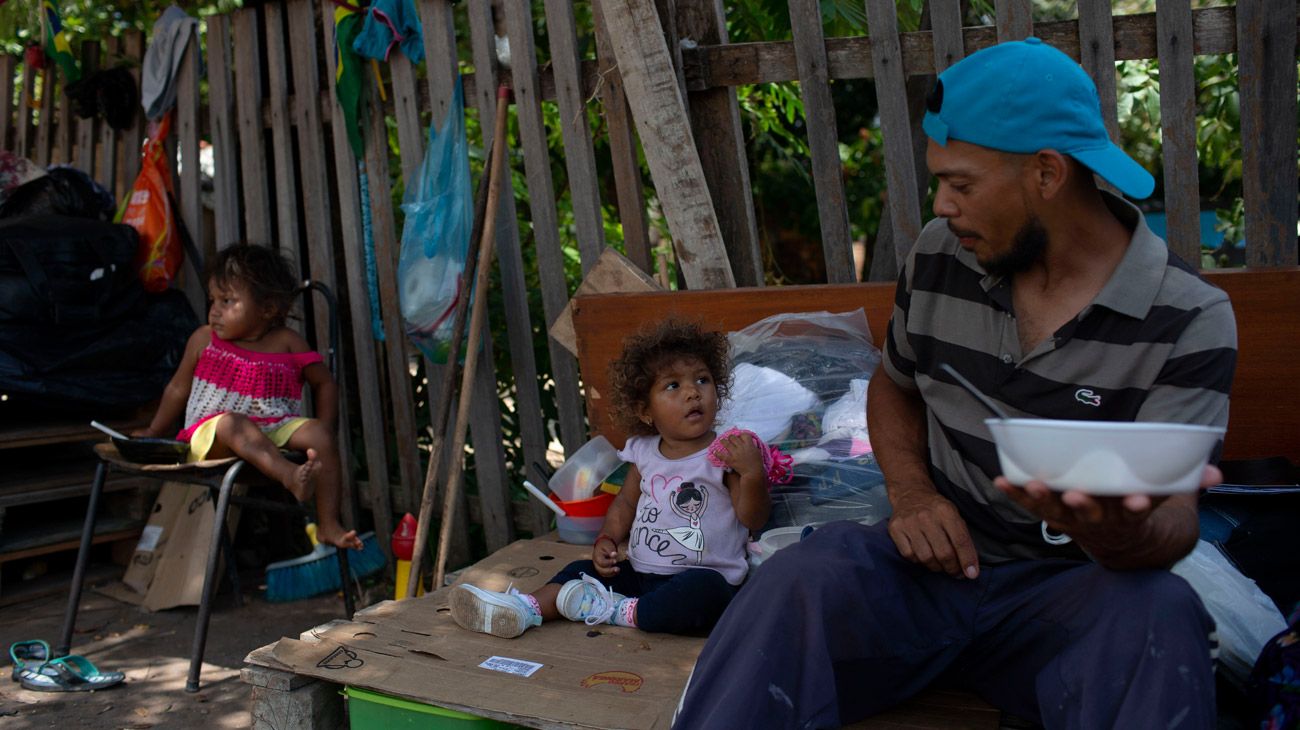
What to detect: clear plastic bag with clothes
<box><xmin>398</xmin><ymin>78</ymin><xmax>471</xmax><ymax>363</ymax></box>
<box><xmin>720</xmin><ymin>309</ymin><xmax>891</xmax><ymax>531</ymax></box>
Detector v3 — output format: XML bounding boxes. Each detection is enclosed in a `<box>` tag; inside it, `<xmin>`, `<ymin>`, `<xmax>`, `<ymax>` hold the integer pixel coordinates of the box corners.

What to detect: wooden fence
<box><xmin>3</xmin><ymin>1</ymin><xmax>1297</xmax><ymax>572</ymax></box>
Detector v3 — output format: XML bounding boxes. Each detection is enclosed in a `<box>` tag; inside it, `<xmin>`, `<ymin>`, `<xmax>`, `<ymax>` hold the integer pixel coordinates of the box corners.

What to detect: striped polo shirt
<box><xmin>881</xmin><ymin>193</ymin><xmax>1237</xmax><ymax>563</ymax></box>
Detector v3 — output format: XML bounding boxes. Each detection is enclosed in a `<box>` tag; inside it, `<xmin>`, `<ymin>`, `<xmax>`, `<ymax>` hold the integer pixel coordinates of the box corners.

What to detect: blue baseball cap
<box><xmin>922</xmin><ymin>37</ymin><xmax>1155</xmax><ymax>200</ymax></box>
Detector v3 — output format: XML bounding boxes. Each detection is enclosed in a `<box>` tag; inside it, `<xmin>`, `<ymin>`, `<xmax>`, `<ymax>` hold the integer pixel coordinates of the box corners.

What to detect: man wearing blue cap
<box><xmin>673</xmin><ymin>39</ymin><xmax>1236</xmax><ymax>729</ymax></box>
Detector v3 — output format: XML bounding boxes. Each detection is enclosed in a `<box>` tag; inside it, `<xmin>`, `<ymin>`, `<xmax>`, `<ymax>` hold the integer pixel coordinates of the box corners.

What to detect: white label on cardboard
<box><xmin>136</xmin><ymin>525</ymin><xmax>164</xmax><ymax>552</ymax></box>
<box><xmin>478</xmin><ymin>656</ymin><xmax>543</xmax><ymax>678</ymax></box>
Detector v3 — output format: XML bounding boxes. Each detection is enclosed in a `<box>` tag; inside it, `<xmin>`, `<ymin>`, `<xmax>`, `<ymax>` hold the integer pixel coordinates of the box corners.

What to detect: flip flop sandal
<box><xmin>8</xmin><ymin>640</ymin><xmax>50</xmax><ymax>682</ymax></box>
<box><xmin>47</xmin><ymin>655</ymin><xmax>125</xmax><ymax>691</ymax></box>
<box><xmin>15</xmin><ymin>662</ymin><xmax>78</xmax><ymax>692</ymax></box>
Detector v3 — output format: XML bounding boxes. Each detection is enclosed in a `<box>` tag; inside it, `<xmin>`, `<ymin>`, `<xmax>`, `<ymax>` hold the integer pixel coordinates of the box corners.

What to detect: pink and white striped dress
<box><xmin>177</xmin><ymin>332</ymin><xmax>323</xmax><ymax>441</ymax></box>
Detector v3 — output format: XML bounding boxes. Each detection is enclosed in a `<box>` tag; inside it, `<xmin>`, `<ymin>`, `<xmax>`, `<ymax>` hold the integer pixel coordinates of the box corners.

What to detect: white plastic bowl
<box><xmin>985</xmin><ymin>418</ymin><xmax>1225</xmax><ymax>495</ymax></box>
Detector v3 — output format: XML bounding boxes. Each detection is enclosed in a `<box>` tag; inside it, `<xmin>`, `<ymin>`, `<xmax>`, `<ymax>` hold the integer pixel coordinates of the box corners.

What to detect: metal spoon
<box><xmin>939</xmin><ymin>363</ymin><xmax>1011</xmax><ymax>420</ymax></box>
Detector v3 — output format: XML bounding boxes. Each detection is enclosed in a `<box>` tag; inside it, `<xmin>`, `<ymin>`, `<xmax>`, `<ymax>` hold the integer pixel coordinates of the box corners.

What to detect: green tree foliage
<box><xmin>0</xmin><ymin>1</ymin><xmax>241</xmax><ymax>55</ymax></box>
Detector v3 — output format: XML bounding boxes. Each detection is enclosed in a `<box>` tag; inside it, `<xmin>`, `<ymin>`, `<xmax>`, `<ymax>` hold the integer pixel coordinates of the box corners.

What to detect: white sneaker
<box><xmin>450</xmin><ymin>584</ymin><xmax>541</xmax><ymax>638</ymax></box>
<box><xmin>556</xmin><ymin>573</ymin><xmax>627</xmax><ymax>626</ymax></box>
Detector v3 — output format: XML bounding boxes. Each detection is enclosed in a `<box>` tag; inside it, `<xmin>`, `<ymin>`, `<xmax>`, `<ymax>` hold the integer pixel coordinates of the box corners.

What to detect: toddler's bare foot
<box><xmin>285</xmin><ymin>448</ymin><xmax>321</xmax><ymax>502</ymax></box>
<box><xmin>317</xmin><ymin>522</ymin><xmax>363</xmax><ymax>550</ymax></box>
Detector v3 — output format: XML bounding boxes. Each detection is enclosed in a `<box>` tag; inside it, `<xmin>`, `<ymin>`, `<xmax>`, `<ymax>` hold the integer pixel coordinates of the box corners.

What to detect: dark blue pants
<box><xmin>673</xmin><ymin>520</ymin><xmax>1216</xmax><ymax>730</ymax></box>
<box><xmin>549</xmin><ymin>560</ymin><xmax>738</xmax><ymax>635</ymax></box>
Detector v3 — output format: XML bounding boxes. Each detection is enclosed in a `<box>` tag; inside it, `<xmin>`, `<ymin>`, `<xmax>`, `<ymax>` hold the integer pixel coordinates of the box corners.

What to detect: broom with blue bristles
<box><xmin>265</xmin><ymin>524</ymin><xmax>386</xmax><ymax>602</ymax></box>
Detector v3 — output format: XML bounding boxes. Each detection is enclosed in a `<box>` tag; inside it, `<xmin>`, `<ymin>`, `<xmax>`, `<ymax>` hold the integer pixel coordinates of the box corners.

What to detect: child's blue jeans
<box><xmin>548</xmin><ymin>559</ymin><xmax>738</xmax><ymax>634</ymax></box>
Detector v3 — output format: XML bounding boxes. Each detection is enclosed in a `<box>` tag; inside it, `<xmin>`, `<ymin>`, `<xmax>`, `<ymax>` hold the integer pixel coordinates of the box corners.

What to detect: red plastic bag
<box><xmin>119</xmin><ymin>112</ymin><xmax>180</xmax><ymax>293</ymax></box>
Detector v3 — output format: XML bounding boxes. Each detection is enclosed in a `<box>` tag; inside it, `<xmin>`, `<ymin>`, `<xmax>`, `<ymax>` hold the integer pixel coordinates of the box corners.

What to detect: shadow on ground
<box><xmin>0</xmin><ymin>581</ymin><xmax>361</xmax><ymax>728</ymax></box>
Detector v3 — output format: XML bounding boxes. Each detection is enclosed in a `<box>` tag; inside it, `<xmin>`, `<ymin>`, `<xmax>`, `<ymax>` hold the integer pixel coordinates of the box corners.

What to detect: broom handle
<box><xmin>403</xmin><ymin>113</ymin><xmax>496</xmax><ymax>598</ymax></box>
<box><xmin>430</xmin><ymin>86</ymin><xmax>512</xmax><ymax>591</ymax></box>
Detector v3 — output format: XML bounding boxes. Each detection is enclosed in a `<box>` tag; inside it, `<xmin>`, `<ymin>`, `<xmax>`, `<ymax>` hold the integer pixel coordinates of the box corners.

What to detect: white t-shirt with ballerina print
<box><xmin>618</xmin><ymin>435</ymin><xmax>750</xmax><ymax>585</ymax></box>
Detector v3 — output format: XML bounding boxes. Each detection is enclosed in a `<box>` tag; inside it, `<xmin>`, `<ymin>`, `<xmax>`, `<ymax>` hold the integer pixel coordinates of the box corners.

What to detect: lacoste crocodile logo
<box><xmin>580</xmin><ymin>670</ymin><xmax>643</xmax><ymax>693</ymax></box>
<box><xmin>1075</xmin><ymin>388</ymin><xmax>1102</xmax><ymax>407</ymax></box>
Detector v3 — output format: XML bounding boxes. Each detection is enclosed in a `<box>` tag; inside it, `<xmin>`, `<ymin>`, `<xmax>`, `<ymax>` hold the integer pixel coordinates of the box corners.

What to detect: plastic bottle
<box><xmin>391</xmin><ymin>513</ymin><xmax>423</xmax><ymax>598</ymax></box>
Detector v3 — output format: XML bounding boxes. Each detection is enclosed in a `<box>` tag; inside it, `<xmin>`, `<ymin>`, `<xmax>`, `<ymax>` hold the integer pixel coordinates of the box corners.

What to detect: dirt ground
<box><xmin>0</xmin><ymin>579</ymin><xmax>375</xmax><ymax>729</ymax></box>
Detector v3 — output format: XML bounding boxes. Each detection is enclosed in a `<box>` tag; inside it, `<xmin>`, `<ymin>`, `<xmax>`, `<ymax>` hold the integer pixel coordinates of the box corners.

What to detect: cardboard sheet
<box><xmin>270</xmin><ymin>539</ymin><xmax>703</xmax><ymax>729</ymax></box>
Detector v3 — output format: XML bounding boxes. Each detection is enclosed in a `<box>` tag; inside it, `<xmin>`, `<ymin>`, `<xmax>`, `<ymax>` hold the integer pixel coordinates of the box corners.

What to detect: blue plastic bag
<box><xmin>398</xmin><ymin>78</ymin><xmax>471</xmax><ymax>363</ymax></box>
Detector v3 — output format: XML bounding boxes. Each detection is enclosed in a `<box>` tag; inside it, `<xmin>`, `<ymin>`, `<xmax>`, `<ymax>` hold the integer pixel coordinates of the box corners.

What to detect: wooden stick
<box><xmin>403</xmin><ymin>121</ymin><xmax>495</xmax><ymax>598</ymax></box>
<box><xmin>430</xmin><ymin>85</ymin><xmax>512</xmax><ymax>591</ymax></box>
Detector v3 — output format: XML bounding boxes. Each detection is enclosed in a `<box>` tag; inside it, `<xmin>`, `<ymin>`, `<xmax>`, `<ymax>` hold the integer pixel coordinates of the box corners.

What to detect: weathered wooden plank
<box><xmin>1155</xmin><ymin>1</ymin><xmax>1200</xmax><ymax>265</ymax></box>
<box><xmin>319</xmin><ymin>0</ymin><xmax>394</xmax><ymax>549</ymax></box>
<box><xmin>0</xmin><ymin>55</ymin><xmax>14</xmax><ymax>152</ymax></box>
<box><xmin>682</xmin><ymin>8</ymin><xmax>1249</xmax><ymax>90</ymax></box>
<box><xmin>360</xmin><ymin>62</ymin><xmax>423</xmax><ymax>533</ymax></box>
<box><xmin>119</xmin><ymin>31</ymin><xmax>145</xmax><ymax>198</ymax></box>
<box><xmin>929</xmin><ymin>0</ymin><xmax>965</xmax><ymax>72</ymax></box>
<box><xmin>542</xmin><ymin>0</ymin><xmax>606</xmax><ymax>273</ymax></box>
<box><xmin>175</xmin><ymin>26</ymin><xmax>206</xmax><ymax>313</ymax></box>
<box><xmin>504</xmin><ymin>0</ymin><xmax>584</xmax><ymax>540</ymax></box>
<box><xmin>1237</xmin><ymin>1</ymin><xmax>1298</xmax><ymax>266</ymax></box>
<box><xmin>677</xmin><ymin>0</ymin><xmax>763</xmax><ymax>286</ymax></box>
<box><xmin>73</xmin><ymin>42</ymin><xmax>98</xmax><ymax>179</ymax></box>
<box><xmin>465</xmin><ymin>0</ymin><xmax>522</xmax><ymax>553</ymax></box>
<box><xmin>299</xmin><ymin>0</ymin><xmax>384</xmax><ymax>545</ymax></box>
<box><xmin>96</xmin><ymin>37</ymin><xmax>120</xmax><ymax>197</ymax></box>
<box><xmin>1077</xmin><ymin>0</ymin><xmax>1119</xmax><ymax>146</ymax></box>
<box><xmin>34</xmin><ymin>64</ymin><xmax>54</xmax><ymax>167</ymax></box>
<box><xmin>16</xmin><ymin>58</ymin><xmax>37</xmax><ymax>162</ymax></box>
<box><xmin>593</xmin><ymin>0</ymin><xmax>653</xmax><ymax>275</ymax></box>
<box><xmin>597</xmin><ymin>0</ymin><xmax>735</xmax><ymax>290</ymax></box>
<box><xmin>233</xmin><ymin>7</ymin><xmax>274</xmax><ymax>245</ymax></box>
<box><xmin>864</xmin><ymin>0</ymin><xmax>923</xmax><ymax>269</ymax></box>
<box><xmin>263</xmin><ymin>3</ymin><xmax>302</xmax><ymax>271</ymax></box>
<box><xmin>411</xmin><ymin>0</ymin><xmax>474</xmax><ymax>566</ymax></box>
<box><xmin>206</xmin><ymin>14</ymin><xmax>242</xmax><ymax>248</ymax></box>
<box><xmin>995</xmin><ymin>0</ymin><xmax>1034</xmax><ymax>42</ymax></box>
<box><xmin>788</xmin><ymin>0</ymin><xmax>854</xmax><ymax>284</ymax></box>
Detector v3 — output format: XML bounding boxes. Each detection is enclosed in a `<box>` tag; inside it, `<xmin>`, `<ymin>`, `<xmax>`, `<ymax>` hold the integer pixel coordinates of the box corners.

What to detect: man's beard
<box><xmin>982</xmin><ymin>216</ymin><xmax>1048</xmax><ymax>277</ymax></box>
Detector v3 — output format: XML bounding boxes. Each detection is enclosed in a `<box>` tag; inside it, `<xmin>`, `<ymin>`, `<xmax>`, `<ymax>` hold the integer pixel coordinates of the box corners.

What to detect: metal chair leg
<box><xmin>58</xmin><ymin>461</ymin><xmax>108</xmax><ymax>657</ymax></box>
<box><xmin>187</xmin><ymin>460</ymin><xmax>244</xmax><ymax>693</ymax></box>
<box><xmin>219</xmin><ymin>522</ymin><xmax>243</xmax><ymax>608</ymax></box>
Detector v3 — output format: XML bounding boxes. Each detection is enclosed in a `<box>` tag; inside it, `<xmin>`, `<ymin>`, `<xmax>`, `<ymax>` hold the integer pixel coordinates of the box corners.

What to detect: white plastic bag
<box><xmin>1172</xmin><ymin>540</ymin><xmax>1287</xmax><ymax>685</ymax></box>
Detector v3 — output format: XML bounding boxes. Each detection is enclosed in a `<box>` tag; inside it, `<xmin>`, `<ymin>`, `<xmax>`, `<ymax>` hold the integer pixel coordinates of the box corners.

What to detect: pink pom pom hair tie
<box><xmin>706</xmin><ymin>427</ymin><xmax>794</xmax><ymax>485</ymax></box>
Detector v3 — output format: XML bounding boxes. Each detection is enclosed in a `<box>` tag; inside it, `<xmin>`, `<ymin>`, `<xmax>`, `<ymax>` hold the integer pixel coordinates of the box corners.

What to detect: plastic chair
<box><xmin>58</xmin><ymin>281</ymin><xmax>356</xmax><ymax>692</ymax></box>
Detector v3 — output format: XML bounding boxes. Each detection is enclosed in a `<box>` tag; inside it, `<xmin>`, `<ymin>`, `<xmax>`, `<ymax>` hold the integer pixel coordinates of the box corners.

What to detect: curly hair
<box><xmin>204</xmin><ymin>243</ymin><xmax>300</xmax><ymax>327</ymax></box>
<box><xmin>608</xmin><ymin>318</ymin><xmax>730</xmax><ymax>436</ymax></box>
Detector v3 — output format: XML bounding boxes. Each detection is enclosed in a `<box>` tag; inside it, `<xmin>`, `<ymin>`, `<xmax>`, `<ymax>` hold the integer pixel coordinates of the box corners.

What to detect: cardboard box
<box><xmin>105</xmin><ymin>482</ymin><xmax>242</xmax><ymax>611</ymax></box>
<box><xmin>271</xmin><ymin>539</ymin><xmax>703</xmax><ymax>730</ymax></box>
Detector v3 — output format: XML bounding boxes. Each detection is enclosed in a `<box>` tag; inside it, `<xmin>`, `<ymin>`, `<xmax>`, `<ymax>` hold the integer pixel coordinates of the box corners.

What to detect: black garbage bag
<box><xmin>0</xmin><ymin>288</ymin><xmax>196</xmax><ymax>410</ymax></box>
<box><xmin>0</xmin><ymin>215</ymin><xmax>196</xmax><ymax>410</ymax></box>
<box><xmin>0</xmin><ymin>215</ymin><xmax>142</xmax><ymax>324</ymax></box>
<box><xmin>0</xmin><ymin>167</ymin><xmax>116</xmax><ymax>220</ymax></box>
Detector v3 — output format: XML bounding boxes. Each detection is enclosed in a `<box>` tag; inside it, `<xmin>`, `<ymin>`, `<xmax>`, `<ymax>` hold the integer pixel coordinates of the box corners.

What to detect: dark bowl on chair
<box><xmin>111</xmin><ymin>436</ymin><xmax>190</xmax><ymax>464</ymax></box>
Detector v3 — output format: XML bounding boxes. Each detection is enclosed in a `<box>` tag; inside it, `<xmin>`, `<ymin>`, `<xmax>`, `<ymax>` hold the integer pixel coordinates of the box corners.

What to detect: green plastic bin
<box><xmin>345</xmin><ymin>686</ymin><xmax>516</xmax><ymax>729</ymax></box>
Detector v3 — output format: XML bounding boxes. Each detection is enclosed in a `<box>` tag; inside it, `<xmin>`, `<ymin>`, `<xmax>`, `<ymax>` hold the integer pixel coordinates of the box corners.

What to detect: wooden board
<box><xmin>1236</xmin><ymin>2</ymin><xmax>1299</xmax><ymax>267</ymax></box>
<box><xmin>502</xmin><ymin>0</ymin><xmax>588</xmax><ymax>461</ymax></box>
<box><xmin>995</xmin><ymin>0</ymin><xmax>1034</xmax><ymax>42</ymax></box>
<box><xmin>318</xmin><ymin>0</ymin><xmax>394</xmax><ymax>552</ymax></box>
<box><xmin>206</xmin><ymin>14</ymin><xmax>242</xmax><ymax>248</ymax></box>
<box><xmin>681</xmin><ymin>8</ymin><xmax>1251</xmax><ymax>90</ymax></box>
<box><xmin>573</xmin><ymin>269</ymin><xmax>1300</xmax><ymax>465</ymax></box>
<box><xmin>1155</xmin><ymin>1</ymin><xmax>1201</xmax><ymax>265</ymax></box>
<box><xmin>593</xmin><ymin>0</ymin><xmax>652</xmax><ymax>274</ymax></box>
<box><xmin>677</xmin><ymin>0</ymin><xmax>764</xmax><ymax>287</ymax></box>
<box><xmin>233</xmin><ymin>7</ymin><xmax>273</xmax><ymax>245</ymax></box>
<box><xmin>790</xmin><ymin>0</ymin><xmax>855</xmax><ymax>284</ymax></box>
<box><xmin>865</xmin><ymin>0</ymin><xmax>924</xmax><ymax>270</ymax></box>
<box><xmin>542</xmin><ymin>0</ymin><xmax>606</xmax><ymax>273</ymax></box>
<box><xmin>598</xmin><ymin>0</ymin><xmax>735</xmax><ymax>290</ymax></box>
